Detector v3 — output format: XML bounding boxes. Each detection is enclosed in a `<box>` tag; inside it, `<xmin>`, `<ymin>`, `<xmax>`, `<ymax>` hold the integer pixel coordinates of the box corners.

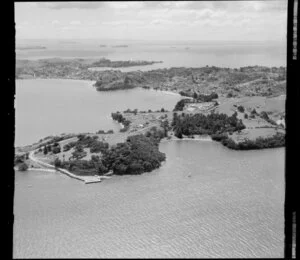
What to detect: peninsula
<box><xmin>15</xmin><ymin>58</ymin><xmax>286</xmax><ymax>178</ymax></box>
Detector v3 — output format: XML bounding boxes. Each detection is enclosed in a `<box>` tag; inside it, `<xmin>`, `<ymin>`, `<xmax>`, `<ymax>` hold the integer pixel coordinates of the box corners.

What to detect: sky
<box><xmin>15</xmin><ymin>1</ymin><xmax>287</xmax><ymax>42</ymax></box>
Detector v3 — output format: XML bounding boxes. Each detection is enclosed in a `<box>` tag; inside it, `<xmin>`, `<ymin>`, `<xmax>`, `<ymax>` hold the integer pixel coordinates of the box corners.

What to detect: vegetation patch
<box><xmin>102</xmin><ymin>134</ymin><xmax>166</xmax><ymax>175</ymax></box>
<box><xmin>171</xmin><ymin>112</ymin><xmax>245</xmax><ymax>138</ymax></box>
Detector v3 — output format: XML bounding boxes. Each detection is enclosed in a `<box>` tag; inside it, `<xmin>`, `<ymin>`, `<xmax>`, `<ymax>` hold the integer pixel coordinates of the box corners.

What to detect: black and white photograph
<box><xmin>13</xmin><ymin>1</ymin><xmax>294</xmax><ymax>258</ymax></box>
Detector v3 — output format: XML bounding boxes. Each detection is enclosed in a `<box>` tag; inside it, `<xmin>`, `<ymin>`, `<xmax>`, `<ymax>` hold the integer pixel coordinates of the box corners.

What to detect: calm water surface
<box><xmin>16</xmin><ymin>40</ymin><xmax>286</xmax><ymax>68</ymax></box>
<box><xmin>15</xmin><ymin>79</ymin><xmax>181</xmax><ymax>146</ymax></box>
<box><xmin>14</xmin><ymin>141</ymin><xmax>284</xmax><ymax>258</ymax></box>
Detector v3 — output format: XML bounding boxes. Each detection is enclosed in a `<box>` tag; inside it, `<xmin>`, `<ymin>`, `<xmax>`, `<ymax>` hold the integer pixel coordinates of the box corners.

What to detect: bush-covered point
<box><xmin>172</xmin><ymin>112</ymin><xmax>245</xmax><ymax>138</ymax></box>
<box><xmin>173</xmin><ymin>99</ymin><xmax>190</xmax><ymax>111</ymax></box>
<box><xmin>111</xmin><ymin>112</ymin><xmax>131</xmax><ymax>132</ymax></box>
<box><xmin>18</xmin><ymin>162</ymin><xmax>28</xmax><ymax>171</ymax></box>
<box><xmin>213</xmin><ymin>132</ymin><xmax>285</xmax><ymax>150</ymax></box>
<box><xmin>102</xmin><ymin>134</ymin><xmax>166</xmax><ymax>175</ymax></box>
<box><xmin>14</xmin><ymin>154</ymin><xmax>25</xmax><ymax>165</ymax></box>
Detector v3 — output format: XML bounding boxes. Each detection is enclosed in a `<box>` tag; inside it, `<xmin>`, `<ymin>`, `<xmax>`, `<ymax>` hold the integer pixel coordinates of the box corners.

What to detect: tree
<box><xmin>52</xmin><ymin>146</ymin><xmax>61</xmax><ymax>154</ymax></box>
<box><xmin>18</xmin><ymin>162</ymin><xmax>28</xmax><ymax>171</ymax></box>
<box><xmin>237</xmin><ymin>105</ymin><xmax>245</xmax><ymax>113</ymax></box>
<box><xmin>54</xmin><ymin>158</ymin><xmax>62</xmax><ymax>168</ymax></box>
<box><xmin>46</xmin><ymin>145</ymin><xmax>52</xmax><ymax>153</ymax></box>
<box><xmin>14</xmin><ymin>155</ymin><xmax>25</xmax><ymax>165</ymax></box>
<box><xmin>251</xmin><ymin>109</ymin><xmax>257</xmax><ymax>115</ymax></box>
<box><xmin>173</xmin><ymin>99</ymin><xmax>188</xmax><ymax>111</ymax></box>
<box><xmin>71</xmin><ymin>145</ymin><xmax>87</xmax><ymax>160</ymax></box>
<box><xmin>43</xmin><ymin>146</ymin><xmax>48</xmax><ymax>155</ymax></box>
<box><xmin>260</xmin><ymin>111</ymin><xmax>269</xmax><ymax>120</ymax></box>
<box><xmin>102</xmin><ymin>135</ymin><xmax>166</xmax><ymax>175</ymax></box>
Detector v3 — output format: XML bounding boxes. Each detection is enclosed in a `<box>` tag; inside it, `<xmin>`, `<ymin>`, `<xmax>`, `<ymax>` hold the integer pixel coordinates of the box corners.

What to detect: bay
<box><xmin>15</xmin><ymin>79</ymin><xmax>181</xmax><ymax>146</ymax></box>
<box><xmin>14</xmin><ymin>140</ymin><xmax>284</xmax><ymax>258</ymax></box>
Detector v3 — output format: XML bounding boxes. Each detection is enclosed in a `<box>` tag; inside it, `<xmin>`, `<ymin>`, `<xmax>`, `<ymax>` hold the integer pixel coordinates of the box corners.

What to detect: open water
<box><xmin>14</xmin><ymin>140</ymin><xmax>284</xmax><ymax>258</ymax></box>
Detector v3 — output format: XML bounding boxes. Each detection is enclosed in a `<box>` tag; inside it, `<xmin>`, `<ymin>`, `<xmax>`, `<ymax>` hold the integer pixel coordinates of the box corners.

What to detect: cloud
<box><xmin>70</xmin><ymin>20</ymin><xmax>81</xmax><ymax>25</ymax></box>
<box><xmin>149</xmin><ymin>19</ymin><xmax>189</xmax><ymax>27</ymax></box>
<box><xmin>150</xmin><ymin>19</ymin><xmax>172</xmax><ymax>25</ymax></box>
<box><xmin>101</xmin><ymin>20</ymin><xmax>145</xmax><ymax>26</ymax></box>
<box><xmin>107</xmin><ymin>2</ymin><xmax>144</xmax><ymax>9</ymax></box>
<box><xmin>51</xmin><ymin>20</ymin><xmax>60</xmax><ymax>25</ymax></box>
<box><xmin>36</xmin><ymin>2</ymin><xmax>107</xmax><ymax>10</ymax></box>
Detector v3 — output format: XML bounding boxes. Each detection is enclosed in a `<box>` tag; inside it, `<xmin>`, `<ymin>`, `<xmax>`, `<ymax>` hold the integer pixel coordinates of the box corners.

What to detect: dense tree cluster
<box><xmin>55</xmin><ymin>133</ymin><xmax>165</xmax><ymax>176</ymax></box>
<box><xmin>96</xmin><ymin>129</ymin><xmax>114</xmax><ymax>134</ymax></box>
<box><xmin>179</xmin><ymin>91</ymin><xmax>218</xmax><ymax>102</ymax></box>
<box><xmin>172</xmin><ymin>112</ymin><xmax>245</xmax><ymax>138</ymax></box>
<box><xmin>42</xmin><ymin>142</ymin><xmax>61</xmax><ymax>155</ymax></box>
<box><xmin>63</xmin><ymin>134</ymin><xmax>109</xmax><ymax>154</ymax></box>
<box><xmin>224</xmin><ymin>133</ymin><xmax>285</xmax><ymax>150</ymax></box>
<box><xmin>196</xmin><ymin>92</ymin><xmax>218</xmax><ymax>102</ymax></box>
<box><xmin>95</xmin><ymin>75</ymin><xmax>136</xmax><ymax>91</ymax></box>
<box><xmin>111</xmin><ymin>112</ymin><xmax>131</xmax><ymax>132</ymax></box>
<box><xmin>145</xmin><ymin>126</ymin><xmax>167</xmax><ymax>143</ymax></box>
<box><xmin>237</xmin><ymin>105</ymin><xmax>245</xmax><ymax>113</ymax></box>
<box><xmin>54</xmin><ymin>155</ymin><xmax>108</xmax><ymax>176</ymax></box>
<box><xmin>179</xmin><ymin>90</ymin><xmax>193</xmax><ymax>97</ymax></box>
<box><xmin>91</xmin><ymin>58</ymin><xmax>159</xmax><ymax>68</ymax></box>
<box><xmin>259</xmin><ymin>111</ymin><xmax>277</xmax><ymax>125</ymax></box>
<box><xmin>173</xmin><ymin>99</ymin><xmax>190</xmax><ymax>111</ymax></box>
<box><xmin>14</xmin><ymin>153</ymin><xmax>29</xmax><ymax>172</ymax></box>
<box><xmin>211</xmin><ymin>132</ymin><xmax>285</xmax><ymax>150</ymax></box>
<box><xmin>71</xmin><ymin>145</ymin><xmax>87</xmax><ymax>160</ymax></box>
<box><xmin>36</xmin><ymin>135</ymin><xmax>72</xmax><ymax>150</ymax></box>
<box><xmin>101</xmin><ymin>134</ymin><xmax>166</xmax><ymax>175</ymax></box>
<box><xmin>89</xmin><ymin>141</ymin><xmax>109</xmax><ymax>153</ymax></box>
<box><xmin>63</xmin><ymin>142</ymin><xmax>77</xmax><ymax>152</ymax></box>
<box><xmin>18</xmin><ymin>162</ymin><xmax>29</xmax><ymax>171</ymax></box>
<box><xmin>14</xmin><ymin>153</ymin><xmax>28</xmax><ymax>165</ymax></box>
<box><xmin>123</xmin><ymin>108</ymin><xmax>169</xmax><ymax>114</ymax></box>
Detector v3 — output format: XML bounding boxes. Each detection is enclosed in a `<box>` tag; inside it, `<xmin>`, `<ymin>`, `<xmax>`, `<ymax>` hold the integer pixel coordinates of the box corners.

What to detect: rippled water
<box><xmin>14</xmin><ymin>140</ymin><xmax>284</xmax><ymax>258</ymax></box>
<box><xmin>16</xmin><ymin>39</ymin><xmax>286</xmax><ymax>68</ymax></box>
<box><xmin>15</xmin><ymin>79</ymin><xmax>181</xmax><ymax>146</ymax></box>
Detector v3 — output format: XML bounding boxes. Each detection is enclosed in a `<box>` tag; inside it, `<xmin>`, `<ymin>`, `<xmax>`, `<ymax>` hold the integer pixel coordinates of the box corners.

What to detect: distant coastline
<box><xmin>16</xmin><ymin>46</ymin><xmax>47</xmax><ymax>50</ymax></box>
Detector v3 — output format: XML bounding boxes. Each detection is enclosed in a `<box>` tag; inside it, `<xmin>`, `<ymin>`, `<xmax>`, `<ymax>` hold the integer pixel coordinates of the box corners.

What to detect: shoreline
<box><xmin>27</xmin><ymin>149</ymin><xmax>102</xmax><ymax>183</ymax></box>
<box><xmin>16</xmin><ymin>77</ymin><xmax>183</xmax><ymax>97</ymax></box>
<box><xmin>16</xmin><ymin>128</ymin><xmax>284</xmax><ymax>181</ymax></box>
<box><xmin>16</xmin><ymin>77</ymin><xmax>285</xmax><ymax>100</ymax></box>
<box><xmin>161</xmin><ymin>135</ymin><xmax>212</xmax><ymax>143</ymax></box>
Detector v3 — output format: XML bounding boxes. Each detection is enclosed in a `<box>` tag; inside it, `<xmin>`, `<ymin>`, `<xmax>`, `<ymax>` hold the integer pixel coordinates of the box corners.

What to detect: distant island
<box><xmin>16</xmin><ymin>45</ymin><xmax>47</xmax><ymax>50</ymax></box>
<box><xmin>91</xmin><ymin>58</ymin><xmax>163</xmax><ymax>68</ymax></box>
<box><xmin>99</xmin><ymin>44</ymin><xmax>107</xmax><ymax>47</ymax></box>
<box><xmin>111</xmin><ymin>45</ymin><xmax>128</xmax><ymax>48</ymax></box>
<box><xmin>16</xmin><ymin>57</ymin><xmax>163</xmax><ymax>80</ymax></box>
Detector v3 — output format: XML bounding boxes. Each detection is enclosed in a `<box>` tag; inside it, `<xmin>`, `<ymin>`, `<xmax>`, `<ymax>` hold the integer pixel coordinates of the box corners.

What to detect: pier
<box><xmin>28</xmin><ymin>150</ymin><xmax>103</xmax><ymax>184</ymax></box>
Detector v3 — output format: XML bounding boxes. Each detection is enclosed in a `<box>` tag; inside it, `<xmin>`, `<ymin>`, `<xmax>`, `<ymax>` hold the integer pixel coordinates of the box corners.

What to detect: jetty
<box><xmin>28</xmin><ymin>150</ymin><xmax>102</xmax><ymax>184</ymax></box>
